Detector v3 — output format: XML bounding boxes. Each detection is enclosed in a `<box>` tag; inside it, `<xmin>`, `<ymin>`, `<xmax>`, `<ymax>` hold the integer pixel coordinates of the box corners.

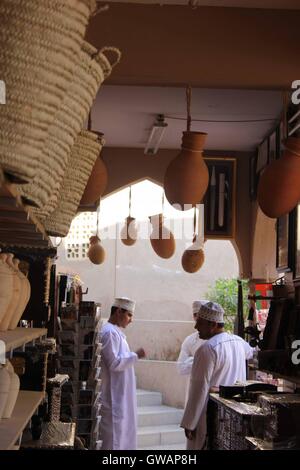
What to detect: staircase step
<box><xmin>137</xmin><ymin>389</ymin><xmax>162</xmax><ymax>407</ymax></box>
<box><xmin>137</xmin><ymin>424</ymin><xmax>185</xmax><ymax>447</ymax></box>
<box><xmin>137</xmin><ymin>405</ymin><xmax>184</xmax><ymax>427</ymax></box>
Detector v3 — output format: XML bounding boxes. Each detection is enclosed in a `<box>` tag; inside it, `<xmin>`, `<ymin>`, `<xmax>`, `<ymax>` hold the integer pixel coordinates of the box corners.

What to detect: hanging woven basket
<box><xmin>42</xmin><ymin>131</ymin><xmax>104</xmax><ymax>237</ymax></box>
<box><xmin>0</xmin><ymin>0</ymin><xmax>96</xmax><ymax>183</ymax></box>
<box><xmin>21</xmin><ymin>43</ymin><xmax>121</xmax><ymax>213</ymax></box>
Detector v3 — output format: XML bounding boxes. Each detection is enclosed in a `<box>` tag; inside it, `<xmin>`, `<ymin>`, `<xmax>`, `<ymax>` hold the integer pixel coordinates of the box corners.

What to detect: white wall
<box><xmin>56</xmin><ymin>220</ymin><xmax>239</xmax><ymax>322</ymax></box>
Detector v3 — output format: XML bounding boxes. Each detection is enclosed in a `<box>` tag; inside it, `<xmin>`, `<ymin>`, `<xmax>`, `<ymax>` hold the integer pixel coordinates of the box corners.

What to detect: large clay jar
<box><xmin>0</xmin><ymin>254</ymin><xmax>21</xmax><ymax>332</ymax></box>
<box><xmin>2</xmin><ymin>361</ymin><xmax>20</xmax><ymax>419</ymax></box>
<box><xmin>164</xmin><ymin>131</ymin><xmax>209</xmax><ymax>210</ymax></box>
<box><xmin>181</xmin><ymin>237</ymin><xmax>205</xmax><ymax>273</ymax></box>
<box><xmin>149</xmin><ymin>214</ymin><xmax>175</xmax><ymax>259</ymax></box>
<box><xmin>0</xmin><ymin>254</ymin><xmax>14</xmax><ymax>324</ymax></box>
<box><xmin>0</xmin><ymin>366</ymin><xmax>11</xmax><ymax>419</ymax></box>
<box><xmin>80</xmin><ymin>139</ymin><xmax>107</xmax><ymax>205</ymax></box>
<box><xmin>258</xmin><ymin>137</ymin><xmax>300</xmax><ymax>218</ymax></box>
<box><xmin>87</xmin><ymin>236</ymin><xmax>105</xmax><ymax>265</ymax></box>
<box><xmin>8</xmin><ymin>260</ymin><xmax>31</xmax><ymax>330</ymax></box>
<box><xmin>120</xmin><ymin>216</ymin><xmax>138</xmax><ymax>246</ymax></box>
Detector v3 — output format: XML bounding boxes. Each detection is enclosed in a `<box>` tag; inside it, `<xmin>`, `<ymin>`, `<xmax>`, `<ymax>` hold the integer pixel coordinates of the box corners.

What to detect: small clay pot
<box><xmin>120</xmin><ymin>216</ymin><xmax>138</xmax><ymax>246</ymax></box>
<box><xmin>149</xmin><ymin>214</ymin><xmax>175</xmax><ymax>259</ymax></box>
<box><xmin>87</xmin><ymin>236</ymin><xmax>105</xmax><ymax>265</ymax></box>
<box><xmin>182</xmin><ymin>237</ymin><xmax>205</xmax><ymax>273</ymax></box>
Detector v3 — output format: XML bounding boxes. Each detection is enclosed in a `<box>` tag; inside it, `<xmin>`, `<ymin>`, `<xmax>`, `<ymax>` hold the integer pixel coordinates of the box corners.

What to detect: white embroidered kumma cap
<box><xmin>192</xmin><ymin>300</ymin><xmax>207</xmax><ymax>315</ymax></box>
<box><xmin>113</xmin><ymin>297</ymin><xmax>136</xmax><ymax>314</ymax></box>
<box><xmin>197</xmin><ymin>301</ymin><xmax>224</xmax><ymax>323</ymax></box>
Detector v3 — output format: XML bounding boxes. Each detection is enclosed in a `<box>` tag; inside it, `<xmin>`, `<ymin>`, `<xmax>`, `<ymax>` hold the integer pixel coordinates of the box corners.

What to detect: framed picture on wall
<box><xmin>276</xmin><ymin>210</ymin><xmax>295</xmax><ymax>273</ymax></box>
<box><xmin>203</xmin><ymin>157</ymin><xmax>236</xmax><ymax>239</ymax></box>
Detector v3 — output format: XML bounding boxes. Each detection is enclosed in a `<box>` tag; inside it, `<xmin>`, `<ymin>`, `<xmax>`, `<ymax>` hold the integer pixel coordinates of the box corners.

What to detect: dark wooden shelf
<box><xmin>0</xmin><ymin>181</ymin><xmax>55</xmax><ymax>253</ymax></box>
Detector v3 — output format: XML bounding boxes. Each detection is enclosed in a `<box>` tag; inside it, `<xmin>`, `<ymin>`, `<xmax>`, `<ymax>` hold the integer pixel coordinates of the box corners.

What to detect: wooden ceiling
<box><xmin>87</xmin><ymin>3</ymin><xmax>300</xmax><ymax>89</ymax></box>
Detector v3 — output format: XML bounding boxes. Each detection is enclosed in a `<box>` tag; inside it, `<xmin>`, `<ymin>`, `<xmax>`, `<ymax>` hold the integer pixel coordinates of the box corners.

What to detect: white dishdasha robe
<box><xmin>181</xmin><ymin>332</ymin><xmax>254</xmax><ymax>450</ymax></box>
<box><xmin>100</xmin><ymin>322</ymin><xmax>138</xmax><ymax>450</ymax></box>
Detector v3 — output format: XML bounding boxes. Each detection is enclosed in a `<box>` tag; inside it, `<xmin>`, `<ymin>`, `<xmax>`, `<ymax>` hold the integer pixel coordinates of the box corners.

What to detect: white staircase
<box><xmin>137</xmin><ymin>389</ymin><xmax>186</xmax><ymax>450</ymax></box>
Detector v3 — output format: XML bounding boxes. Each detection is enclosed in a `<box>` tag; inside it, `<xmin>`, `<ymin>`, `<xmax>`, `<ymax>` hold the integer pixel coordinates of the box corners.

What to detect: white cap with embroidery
<box><xmin>197</xmin><ymin>301</ymin><xmax>224</xmax><ymax>323</ymax></box>
<box><xmin>113</xmin><ymin>297</ymin><xmax>136</xmax><ymax>314</ymax></box>
<box><xmin>192</xmin><ymin>300</ymin><xmax>206</xmax><ymax>314</ymax></box>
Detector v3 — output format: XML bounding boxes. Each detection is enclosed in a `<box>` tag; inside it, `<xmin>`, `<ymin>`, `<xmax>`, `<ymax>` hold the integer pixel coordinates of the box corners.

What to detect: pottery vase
<box><xmin>164</xmin><ymin>131</ymin><xmax>209</xmax><ymax>210</ymax></box>
<box><xmin>2</xmin><ymin>361</ymin><xmax>20</xmax><ymax>419</ymax></box>
<box><xmin>0</xmin><ymin>366</ymin><xmax>11</xmax><ymax>420</ymax></box>
<box><xmin>181</xmin><ymin>237</ymin><xmax>205</xmax><ymax>273</ymax></box>
<box><xmin>80</xmin><ymin>148</ymin><xmax>107</xmax><ymax>206</ymax></box>
<box><xmin>87</xmin><ymin>236</ymin><xmax>105</xmax><ymax>265</ymax></box>
<box><xmin>0</xmin><ymin>254</ymin><xmax>14</xmax><ymax>324</ymax></box>
<box><xmin>120</xmin><ymin>216</ymin><xmax>138</xmax><ymax>246</ymax></box>
<box><xmin>258</xmin><ymin>137</ymin><xmax>300</xmax><ymax>218</ymax></box>
<box><xmin>0</xmin><ymin>254</ymin><xmax>21</xmax><ymax>332</ymax></box>
<box><xmin>149</xmin><ymin>214</ymin><xmax>175</xmax><ymax>259</ymax></box>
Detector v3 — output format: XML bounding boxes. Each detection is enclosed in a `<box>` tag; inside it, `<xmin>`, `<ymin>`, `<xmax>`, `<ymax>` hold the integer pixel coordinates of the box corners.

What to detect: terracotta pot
<box><xmin>0</xmin><ymin>254</ymin><xmax>22</xmax><ymax>332</ymax></box>
<box><xmin>120</xmin><ymin>216</ymin><xmax>138</xmax><ymax>246</ymax></box>
<box><xmin>8</xmin><ymin>261</ymin><xmax>31</xmax><ymax>330</ymax></box>
<box><xmin>88</xmin><ymin>235</ymin><xmax>105</xmax><ymax>265</ymax></box>
<box><xmin>181</xmin><ymin>237</ymin><xmax>205</xmax><ymax>273</ymax></box>
<box><xmin>80</xmin><ymin>149</ymin><xmax>107</xmax><ymax>206</ymax></box>
<box><xmin>164</xmin><ymin>131</ymin><xmax>209</xmax><ymax>210</ymax></box>
<box><xmin>258</xmin><ymin>137</ymin><xmax>300</xmax><ymax>218</ymax></box>
<box><xmin>149</xmin><ymin>214</ymin><xmax>175</xmax><ymax>259</ymax></box>
<box><xmin>2</xmin><ymin>361</ymin><xmax>20</xmax><ymax>419</ymax></box>
<box><xmin>0</xmin><ymin>366</ymin><xmax>10</xmax><ymax>420</ymax></box>
<box><xmin>0</xmin><ymin>254</ymin><xmax>14</xmax><ymax>324</ymax></box>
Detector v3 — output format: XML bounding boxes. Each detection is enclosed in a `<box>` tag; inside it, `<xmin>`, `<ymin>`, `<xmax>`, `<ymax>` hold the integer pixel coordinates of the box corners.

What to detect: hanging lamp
<box><xmin>258</xmin><ymin>91</ymin><xmax>300</xmax><ymax>218</ymax></box>
<box><xmin>87</xmin><ymin>205</ymin><xmax>105</xmax><ymax>265</ymax></box>
<box><xmin>149</xmin><ymin>192</ymin><xmax>175</xmax><ymax>259</ymax></box>
<box><xmin>182</xmin><ymin>204</ymin><xmax>205</xmax><ymax>273</ymax></box>
<box><xmin>164</xmin><ymin>85</ymin><xmax>209</xmax><ymax>210</ymax></box>
<box><xmin>80</xmin><ymin>111</ymin><xmax>107</xmax><ymax>206</ymax></box>
<box><xmin>120</xmin><ymin>186</ymin><xmax>138</xmax><ymax>246</ymax></box>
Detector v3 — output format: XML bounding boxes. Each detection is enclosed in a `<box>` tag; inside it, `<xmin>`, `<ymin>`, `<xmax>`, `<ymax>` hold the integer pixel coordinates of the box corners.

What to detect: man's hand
<box><xmin>135</xmin><ymin>348</ymin><xmax>146</xmax><ymax>359</ymax></box>
<box><xmin>184</xmin><ymin>428</ymin><xmax>196</xmax><ymax>440</ymax></box>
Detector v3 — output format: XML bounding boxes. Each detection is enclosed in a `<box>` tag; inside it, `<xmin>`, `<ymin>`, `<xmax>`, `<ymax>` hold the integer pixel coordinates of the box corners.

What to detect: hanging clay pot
<box><xmin>0</xmin><ymin>254</ymin><xmax>14</xmax><ymax>325</ymax></box>
<box><xmin>2</xmin><ymin>361</ymin><xmax>20</xmax><ymax>419</ymax></box>
<box><xmin>164</xmin><ymin>131</ymin><xmax>209</xmax><ymax>210</ymax></box>
<box><xmin>258</xmin><ymin>137</ymin><xmax>300</xmax><ymax>218</ymax></box>
<box><xmin>87</xmin><ymin>235</ymin><xmax>105</xmax><ymax>265</ymax></box>
<box><xmin>80</xmin><ymin>136</ymin><xmax>107</xmax><ymax>205</ymax></box>
<box><xmin>120</xmin><ymin>216</ymin><xmax>138</xmax><ymax>246</ymax></box>
<box><xmin>149</xmin><ymin>214</ymin><xmax>175</xmax><ymax>259</ymax></box>
<box><xmin>182</xmin><ymin>236</ymin><xmax>205</xmax><ymax>273</ymax></box>
<box><xmin>0</xmin><ymin>365</ymin><xmax>11</xmax><ymax>420</ymax></box>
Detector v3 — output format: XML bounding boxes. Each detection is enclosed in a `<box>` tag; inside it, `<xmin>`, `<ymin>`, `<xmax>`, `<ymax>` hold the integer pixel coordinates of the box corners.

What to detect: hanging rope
<box><xmin>96</xmin><ymin>201</ymin><xmax>101</xmax><ymax>237</ymax></box>
<box><xmin>88</xmin><ymin>111</ymin><xmax>92</xmax><ymax>132</ymax></box>
<box><xmin>186</xmin><ymin>85</ymin><xmax>192</xmax><ymax>132</ymax></box>
<box><xmin>129</xmin><ymin>186</ymin><xmax>132</xmax><ymax>217</ymax></box>
<box><xmin>283</xmin><ymin>90</ymin><xmax>289</xmax><ymax>139</ymax></box>
<box><xmin>193</xmin><ymin>206</ymin><xmax>197</xmax><ymax>241</ymax></box>
<box><xmin>162</xmin><ymin>191</ymin><xmax>165</xmax><ymax>215</ymax></box>
<box><xmin>92</xmin><ymin>3</ymin><xmax>109</xmax><ymax>17</ymax></box>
